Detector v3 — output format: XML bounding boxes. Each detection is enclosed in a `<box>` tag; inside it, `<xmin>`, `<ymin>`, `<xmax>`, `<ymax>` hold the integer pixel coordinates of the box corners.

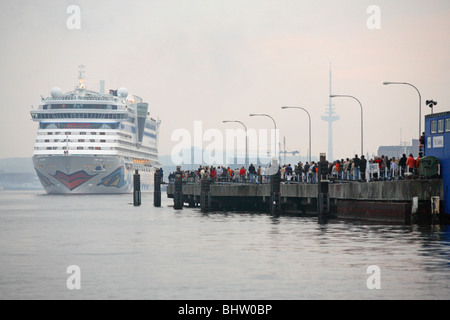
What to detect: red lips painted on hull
<box><xmin>51</xmin><ymin>170</ymin><xmax>97</xmax><ymax>191</ymax></box>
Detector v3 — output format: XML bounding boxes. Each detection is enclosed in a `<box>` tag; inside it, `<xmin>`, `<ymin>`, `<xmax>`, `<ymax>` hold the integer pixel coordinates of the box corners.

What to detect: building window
<box><xmin>431</xmin><ymin>120</ymin><xmax>437</xmax><ymax>134</ymax></box>
<box><xmin>446</xmin><ymin>118</ymin><xmax>450</xmax><ymax>132</ymax></box>
<box><xmin>438</xmin><ymin>119</ymin><xmax>444</xmax><ymax>133</ymax></box>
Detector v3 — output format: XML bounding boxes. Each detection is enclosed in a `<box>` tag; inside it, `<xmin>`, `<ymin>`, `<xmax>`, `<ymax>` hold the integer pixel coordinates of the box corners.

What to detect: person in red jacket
<box><xmin>406</xmin><ymin>154</ymin><xmax>415</xmax><ymax>174</ymax></box>
<box><xmin>239</xmin><ymin>167</ymin><xmax>246</xmax><ymax>182</ymax></box>
<box><xmin>210</xmin><ymin>167</ymin><xmax>217</xmax><ymax>181</ymax></box>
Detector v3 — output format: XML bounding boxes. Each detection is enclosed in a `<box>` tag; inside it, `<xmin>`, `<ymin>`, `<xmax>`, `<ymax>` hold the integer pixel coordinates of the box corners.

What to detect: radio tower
<box><xmin>321</xmin><ymin>65</ymin><xmax>339</xmax><ymax>161</ymax></box>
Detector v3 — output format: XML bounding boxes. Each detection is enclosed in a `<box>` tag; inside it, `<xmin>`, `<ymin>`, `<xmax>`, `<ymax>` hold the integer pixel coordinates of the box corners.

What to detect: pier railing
<box><xmin>168</xmin><ymin>166</ymin><xmax>440</xmax><ymax>185</ymax></box>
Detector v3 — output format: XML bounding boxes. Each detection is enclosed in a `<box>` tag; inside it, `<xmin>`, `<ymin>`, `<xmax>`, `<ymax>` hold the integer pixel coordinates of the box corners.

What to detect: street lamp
<box><xmin>222</xmin><ymin>120</ymin><xmax>248</xmax><ymax>169</ymax></box>
<box><xmin>281</xmin><ymin>106</ymin><xmax>311</xmax><ymax>163</ymax></box>
<box><xmin>383</xmin><ymin>81</ymin><xmax>422</xmax><ymax>139</ymax></box>
<box><xmin>329</xmin><ymin>94</ymin><xmax>364</xmax><ymax>157</ymax></box>
<box><xmin>249</xmin><ymin>113</ymin><xmax>279</xmax><ymax>162</ymax></box>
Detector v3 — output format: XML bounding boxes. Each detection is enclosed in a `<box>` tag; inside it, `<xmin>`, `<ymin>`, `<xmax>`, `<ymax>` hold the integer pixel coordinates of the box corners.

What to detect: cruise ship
<box><xmin>30</xmin><ymin>66</ymin><xmax>161</xmax><ymax>194</ymax></box>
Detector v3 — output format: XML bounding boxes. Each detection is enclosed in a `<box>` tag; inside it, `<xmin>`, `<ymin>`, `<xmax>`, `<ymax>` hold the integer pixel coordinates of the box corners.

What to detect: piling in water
<box><xmin>154</xmin><ymin>170</ymin><xmax>161</xmax><ymax>207</ymax></box>
<box><xmin>270</xmin><ymin>170</ymin><xmax>281</xmax><ymax>214</ymax></box>
<box><xmin>200</xmin><ymin>178</ymin><xmax>211</xmax><ymax>213</ymax></box>
<box><xmin>317</xmin><ymin>153</ymin><xmax>329</xmax><ymax>222</ymax></box>
<box><xmin>173</xmin><ymin>167</ymin><xmax>183</xmax><ymax>210</ymax></box>
<box><xmin>133</xmin><ymin>170</ymin><xmax>141</xmax><ymax>206</ymax></box>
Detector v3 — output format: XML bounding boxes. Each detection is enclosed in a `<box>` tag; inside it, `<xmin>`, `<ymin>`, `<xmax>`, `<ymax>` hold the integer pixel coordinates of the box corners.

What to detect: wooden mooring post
<box><xmin>153</xmin><ymin>170</ymin><xmax>161</xmax><ymax>207</ymax></box>
<box><xmin>317</xmin><ymin>153</ymin><xmax>329</xmax><ymax>223</ymax></box>
<box><xmin>200</xmin><ymin>178</ymin><xmax>211</xmax><ymax>213</ymax></box>
<box><xmin>173</xmin><ymin>167</ymin><xmax>183</xmax><ymax>210</ymax></box>
<box><xmin>270</xmin><ymin>170</ymin><xmax>281</xmax><ymax>214</ymax></box>
<box><xmin>133</xmin><ymin>170</ymin><xmax>141</xmax><ymax>206</ymax></box>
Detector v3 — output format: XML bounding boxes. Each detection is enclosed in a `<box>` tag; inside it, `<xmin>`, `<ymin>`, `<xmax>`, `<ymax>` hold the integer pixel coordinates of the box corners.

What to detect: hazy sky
<box><xmin>0</xmin><ymin>0</ymin><xmax>449</xmax><ymax>161</ymax></box>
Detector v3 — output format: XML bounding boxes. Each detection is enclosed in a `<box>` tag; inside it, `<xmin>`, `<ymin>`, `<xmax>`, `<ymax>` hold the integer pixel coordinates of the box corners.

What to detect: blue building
<box><xmin>424</xmin><ymin>111</ymin><xmax>450</xmax><ymax>215</ymax></box>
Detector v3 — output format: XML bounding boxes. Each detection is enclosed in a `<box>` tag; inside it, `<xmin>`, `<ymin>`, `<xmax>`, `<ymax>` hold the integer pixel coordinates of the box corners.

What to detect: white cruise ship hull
<box><xmin>33</xmin><ymin>155</ymin><xmax>154</xmax><ymax>194</ymax></box>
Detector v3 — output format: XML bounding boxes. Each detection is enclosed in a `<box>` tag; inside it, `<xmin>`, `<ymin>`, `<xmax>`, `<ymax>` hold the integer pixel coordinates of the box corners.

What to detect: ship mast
<box><xmin>77</xmin><ymin>65</ymin><xmax>86</xmax><ymax>89</ymax></box>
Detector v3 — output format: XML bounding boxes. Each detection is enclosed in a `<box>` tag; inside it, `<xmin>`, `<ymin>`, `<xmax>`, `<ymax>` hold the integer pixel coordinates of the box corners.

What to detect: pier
<box><xmin>167</xmin><ymin>178</ymin><xmax>445</xmax><ymax>224</ymax></box>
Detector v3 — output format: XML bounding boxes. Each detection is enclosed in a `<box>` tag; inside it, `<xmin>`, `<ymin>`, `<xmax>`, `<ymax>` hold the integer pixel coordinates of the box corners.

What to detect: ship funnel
<box><xmin>136</xmin><ymin>103</ymin><xmax>149</xmax><ymax>143</ymax></box>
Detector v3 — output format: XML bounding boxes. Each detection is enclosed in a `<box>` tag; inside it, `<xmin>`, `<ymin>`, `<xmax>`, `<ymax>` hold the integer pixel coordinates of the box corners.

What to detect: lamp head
<box><xmin>426</xmin><ymin>100</ymin><xmax>437</xmax><ymax>107</ymax></box>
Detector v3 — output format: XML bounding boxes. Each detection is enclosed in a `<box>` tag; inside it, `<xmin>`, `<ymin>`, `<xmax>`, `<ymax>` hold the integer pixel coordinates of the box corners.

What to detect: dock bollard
<box><xmin>153</xmin><ymin>170</ymin><xmax>161</xmax><ymax>207</ymax></box>
<box><xmin>200</xmin><ymin>178</ymin><xmax>211</xmax><ymax>213</ymax></box>
<box><xmin>270</xmin><ymin>170</ymin><xmax>281</xmax><ymax>214</ymax></box>
<box><xmin>173</xmin><ymin>167</ymin><xmax>183</xmax><ymax>210</ymax></box>
<box><xmin>133</xmin><ymin>170</ymin><xmax>141</xmax><ymax>206</ymax></box>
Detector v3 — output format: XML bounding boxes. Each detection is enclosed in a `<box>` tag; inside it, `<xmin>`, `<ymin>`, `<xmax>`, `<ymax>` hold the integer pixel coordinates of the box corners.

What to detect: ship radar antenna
<box><xmin>77</xmin><ymin>65</ymin><xmax>86</xmax><ymax>89</ymax></box>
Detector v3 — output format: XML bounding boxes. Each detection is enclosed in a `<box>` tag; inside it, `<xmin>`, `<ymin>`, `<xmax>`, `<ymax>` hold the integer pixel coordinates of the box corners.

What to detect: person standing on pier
<box><xmin>239</xmin><ymin>167</ymin><xmax>246</xmax><ymax>182</ymax></box>
<box><xmin>360</xmin><ymin>155</ymin><xmax>367</xmax><ymax>181</ymax></box>
<box><xmin>353</xmin><ymin>155</ymin><xmax>361</xmax><ymax>181</ymax></box>
<box><xmin>399</xmin><ymin>154</ymin><xmax>407</xmax><ymax>178</ymax></box>
<box><xmin>406</xmin><ymin>154</ymin><xmax>415</xmax><ymax>174</ymax></box>
<box><xmin>234</xmin><ymin>168</ymin><xmax>239</xmax><ymax>181</ymax></box>
<box><xmin>249</xmin><ymin>163</ymin><xmax>256</xmax><ymax>183</ymax></box>
<box><xmin>304</xmin><ymin>162</ymin><xmax>310</xmax><ymax>183</ymax></box>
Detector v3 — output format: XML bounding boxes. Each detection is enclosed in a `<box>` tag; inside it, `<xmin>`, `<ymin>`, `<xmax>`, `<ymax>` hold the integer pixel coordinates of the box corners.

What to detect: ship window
<box><xmin>100</xmin><ymin>140</ymin><xmax>106</xmax><ymax>143</ymax></box>
<box><xmin>80</xmin><ymin>132</ymin><xmax>86</xmax><ymax>135</ymax></box>
<box><xmin>78</xmin><ymin>139</ymin><xmax>85</xmax><ymax>142</ymax></box>
<box><xmin>446</xmin><ymin>118</ymin><xmax>450</xmax><ymax>132</ymax></box>
<box><xmin>77</xmin><ymin>147</ymin><xmax>83</xmax><ymax>150</ymax></box>
<box><xmin>438</xmin><ymin>119</ymin><xmax>444</xmax><ymax>133</ymax></box>
<box><xmin>431</xmin><ymin>120</ymin><xmax>437</xmax><ymax>134</ymax></box>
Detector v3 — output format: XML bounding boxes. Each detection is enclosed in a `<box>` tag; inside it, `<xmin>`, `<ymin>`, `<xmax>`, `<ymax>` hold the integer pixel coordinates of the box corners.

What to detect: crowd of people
<box><xmin>168</xmin><ymin>164</ymin><xmax>269</xmax><ymax>183</ymax></box>
<box><xmin>168</xmin><ymin>153</ymin><xmax>426</xmax><ymax>184</ymax></box>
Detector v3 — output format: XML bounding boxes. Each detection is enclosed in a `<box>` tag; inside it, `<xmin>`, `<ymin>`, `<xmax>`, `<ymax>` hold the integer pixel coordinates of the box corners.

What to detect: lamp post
<box><xmin>383</xmin><ymin>82</ymin><xmax>422</xmax><ymax>139</ymax></box>
<box><xmin>222</xmin><ymin>120</ymin><xmax>248</xmax><ymax>169</ymax></box>
<box><xmin>281</xmin><ymin>106</ymin><xmax>311</xmax><ymax>163</ymax></box>
<box><xmin>249</xmin><ymin>113</ymin><xmax>279</xmax><ymax>163</ymax></box>
<box><xmin>329</xmin><ymin>94</ymin><xmax>364</xmax><ymax>157</ymax></box>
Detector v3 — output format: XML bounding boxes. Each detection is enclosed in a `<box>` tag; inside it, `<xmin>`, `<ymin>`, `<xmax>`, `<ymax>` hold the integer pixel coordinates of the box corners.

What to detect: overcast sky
<box><xmin>0</xmin><ymin>0</ymin><xmax>449</xmax><ymax>161</ymax></box>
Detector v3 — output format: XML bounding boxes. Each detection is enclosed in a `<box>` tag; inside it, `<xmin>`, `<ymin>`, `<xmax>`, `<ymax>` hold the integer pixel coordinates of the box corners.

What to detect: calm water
<box><xmin>0</xmin><ymin>190</ymin><xmax>449</xmax><ymax>300</ymax></box>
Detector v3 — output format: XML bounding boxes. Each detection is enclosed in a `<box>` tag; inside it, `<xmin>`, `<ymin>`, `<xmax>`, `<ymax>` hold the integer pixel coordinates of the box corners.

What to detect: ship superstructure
<box><xmin>30</xmin><ymin>66</ymin><xmax>160</xmax><ymax>193</ymax></box>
